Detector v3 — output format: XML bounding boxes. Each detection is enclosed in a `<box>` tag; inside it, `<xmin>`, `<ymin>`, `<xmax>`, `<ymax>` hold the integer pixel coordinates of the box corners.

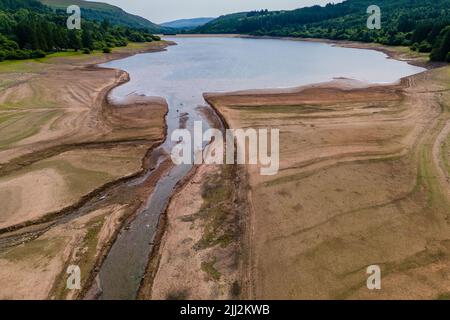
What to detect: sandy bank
<box><xmin>205</xmin><ymin>57</ymin><xmax>450</xmax><ymax>299</ymax></box>
<box><xmin>0</xmin><ymin>42</ymin><xmax>171</xmax><ymax>299</ymax></box>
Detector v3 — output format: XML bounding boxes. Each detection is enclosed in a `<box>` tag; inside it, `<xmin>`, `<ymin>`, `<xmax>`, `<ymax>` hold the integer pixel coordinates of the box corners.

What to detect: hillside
<box><xmin>40</xmin><ymin>0</ymin><xmax>168</xmax><ymax>33</ymax></box>
<box><xmin>196</xmin><ymin>0</ymin><xmax>450</xmax><ymax>61</ymax></box>
<box><xmin>0</xmin><ymin>0</ymin><xmax>161</xmax><ymax>62</ymax></box>
<box><xmin>160</xmin><ymin>17</ymin><xmax>215</xmax><ymax>30</ymax></box>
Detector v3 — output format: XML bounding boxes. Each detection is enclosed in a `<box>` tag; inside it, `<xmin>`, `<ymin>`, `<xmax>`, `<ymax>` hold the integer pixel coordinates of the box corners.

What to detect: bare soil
<box><xmin>205</xmin><ymin>64</ymin><xmax>450</xmax><ymax>299</ymax></box>
<box><xmin>0</xmin><ymin>42</ymin><xmax>170</xmax><ymax>299</ymax></box>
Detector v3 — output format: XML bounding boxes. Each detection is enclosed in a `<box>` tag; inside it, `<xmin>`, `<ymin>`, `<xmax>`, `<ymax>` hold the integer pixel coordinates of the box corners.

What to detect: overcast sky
<box><xmin>88</xmin><ymin>0</ymin><xmax>343</xmax><ymax>24</ymax></box>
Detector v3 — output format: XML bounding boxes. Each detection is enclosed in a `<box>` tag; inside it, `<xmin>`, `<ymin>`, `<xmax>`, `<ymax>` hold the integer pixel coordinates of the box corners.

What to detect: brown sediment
<box><xmin>141</xmin><ymin>159</ymin><xmax>249</xmax><ymax>300</ymax></box>
<box><xmin>0</xmin><ymin>42</ymin><xmax>172</xmax><ymax>299</ymax></box>
<box><xmin>139</xmin><ymin>91</ymin><xmax>249</xmax><ymax>299</ymax></box>
<box><xmin>204</xmin><ymin>56</ymin><xmax>450</xmax><ymax>299</ymax></box>
<box><xmin>138</xmin><ymin>40</ymin><xmax>440</xmax><ymax>300</ymax></box>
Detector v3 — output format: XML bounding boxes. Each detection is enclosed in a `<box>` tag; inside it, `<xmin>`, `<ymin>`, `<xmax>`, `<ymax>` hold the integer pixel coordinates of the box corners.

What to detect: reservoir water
<box><xmin>96</xmin><ymin>37</ymin><xmax>425</xmax><ymax>299</ymax></box>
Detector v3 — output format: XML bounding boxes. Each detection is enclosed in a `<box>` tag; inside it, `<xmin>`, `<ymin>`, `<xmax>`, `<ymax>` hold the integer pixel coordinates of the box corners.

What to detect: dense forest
<box><xmin>196</xmin><ymin>0</ymin><xmax>450</xmax><ymax>62</ymax></box>
<box><xmin>40</xmin><ymin>0</ymin><xmax>167</xmax><ymax>33</ymax></box>
<box><xmin>0</xmin><ymin>0</ymin><xmax>160</xmax><ymax>61</ymax></box>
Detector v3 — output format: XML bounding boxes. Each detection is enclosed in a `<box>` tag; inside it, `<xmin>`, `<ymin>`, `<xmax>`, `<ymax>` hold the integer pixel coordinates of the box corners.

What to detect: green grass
<box><xmin>181</xmin><ymin>166</ymin><xmax>236</xmax><ymax>250</ymax></box>
<box><xmin>50</xmin><ymin>214</ymin><xmax>106</xmax><ymax>299</ymax></box>
<box><xmin>437</xmin><ymin>293</ymin><xmax>450</xmax><ymax>300</ymax></box>
<box><xmin>41</xmin><ymin>0</ymin><xmax>115</xmax><ymax>10</ymax></box>
<box><xmin>0</xmin><ymin>60</ymin><xmax>40</xmax><ymax>74</ymax></box>
<box><xmin>196</xmin><ymin>166</ymin><xmax>236</xmax><ymax>249</ymax></box>
<box><xmin>201</xmin><ymin>257</ymin><xmax>221</xmax><ymax>281</ymax></box>
<box><xmin>1</xmin><ymin>237</ymin><xmax>65</xmax><ymax>263</ymax></box>
<box><xmin>77</xmin><ymin>217</ymin><xmax>104</xmax><ymax>287</ymax></box>
<box><xmin>0</xmin><ymin>79</ymin><xmax>17</xmax><ymax>90</ymax></box>
<box><xmin>31</xmin><ymin>158</ymin><xmax>113</xmax><ymax>195</ymax></box>
<box><xmin>0</xmin><ymin>110</ymin><xmax>61</xmax><ymax>149</ymax></box>
<box><xmin>34</xmin><ymin>51</ymin><xmax>86</xmax><ymax>62</ymax></box>
<box><xmin>229</xmin><ymin>104</ymin><xmax>335</xmax><ymax>114</ymax></box>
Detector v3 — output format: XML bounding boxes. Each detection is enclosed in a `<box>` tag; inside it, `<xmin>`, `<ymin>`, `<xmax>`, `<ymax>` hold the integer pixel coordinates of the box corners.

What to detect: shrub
<box><xmin>0</xmin><ymin>50</ymin><xmax>6</xmax><ymax>62</ymax></box>
<box><xmin>128</xmin><ymin>32</ymin><xmax>145</xmax><ymax>42</ymax></box>
<box><xmin>0</xmin><ymin>35</ymin><xmax>19</xmax><ymax>51</ymax></box>
<box><xmin>9</xmin><ymin>50</ymin><xmax>31</xmax><ymax>60</ymax></box>
<box><xmin>430</xmin><ymin>27</ymin><xmax>450</xmax><ymax>61</ymax></box>
<box><xmin>93</xmin><ymin>41</ymin><xmax>106</xmax><ymax>50</ymax></box>
<box><xmin>151</xmin><ymin>35</ymin><xmax>161</xmax><ymax>41</ymax></box>
<box><xmin>418</xmin><ymin>41</ymin><xmax>432</xmax><ymax>53</ymax></box>
<box><xmin>82</xmin><ymin>48</ymin><xmax>91</xmax><ymax>54</ymax></box>
<box><xmin>102</xmin><ymin>47</ymin><xmax>111</xmax><ymax>53</ymax></box>
<box><xmin>446</xmin><ymin>52</ymin><xmax>450</xmax><ymax>63</ymax></box>
<box><xmin>30</xmin><ymin>50</ymin><xmax>46</xmax><ymax>59</ymax></box>
<box><xmin>115</xmin><ymin>38</ymin><xmax>128</xmax><ymax>47</ymax></box>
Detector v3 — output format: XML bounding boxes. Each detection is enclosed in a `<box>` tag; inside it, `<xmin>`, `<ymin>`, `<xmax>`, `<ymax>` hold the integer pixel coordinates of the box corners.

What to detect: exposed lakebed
<box><xmin>96</xmin><ymin>37</ymin><xmax>425</xmax><ymax>299</ymax></box>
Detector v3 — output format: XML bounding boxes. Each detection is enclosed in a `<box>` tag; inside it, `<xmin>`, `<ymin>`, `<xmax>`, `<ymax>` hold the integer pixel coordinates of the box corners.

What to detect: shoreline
<box><xmin>201</xmin><ymin>43</ymin><xmax>450</xmax><ymax>298</ymax></box>
<box><xmin>2</xmin><ymin>35</ymin><xmax>448</xmax><ymax>299</ymax></box>
<box><xmin>166</xmin><ymin>33</ymin><xmax>435</xmax><ymax>69</ymax></box>
<box><xmin>138</xmin><ymin>35</ymin><xmax>441</xmax><ymax>299</ymax></box>
<box><xmin>76</xmin><ymin>35</ymin><xmax>446</xmax><ymax>299</ymax></box>
<box><xmin>0</xmin><ymin>42</ymin><xmax>173</xmax><ymax>234</ymax></box>
<box><xmin>0</xmin><ymin>41</ymin><xmax>173</xmax><ymax>299</ymax></box>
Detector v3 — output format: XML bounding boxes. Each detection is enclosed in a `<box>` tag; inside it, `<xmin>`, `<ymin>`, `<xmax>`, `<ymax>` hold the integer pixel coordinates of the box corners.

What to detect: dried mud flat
<box><xmin>204</xmin><ymin>63</ymin><xmax>450</xmax><ymax>299</ymax></box>
<box><xmin>0</xmin><ymin>42</ymin><xmax>171</xmax><ymax>299</ymax></box>
<box><xmin>141</xmin><ymin>156</ymin><xmax>248</xmax><ymax>300</ymax></box>
<box><xmin>2</xmin><ymin>37</ymin><xmax>450</xmax><ymax>301</ymax></box>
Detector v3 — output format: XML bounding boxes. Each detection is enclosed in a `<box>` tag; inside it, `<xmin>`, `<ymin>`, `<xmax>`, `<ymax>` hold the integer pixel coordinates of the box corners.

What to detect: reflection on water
<box><xmin>104</xmin><ymin>37</ymin><xmax>424</xmax><ymax>151</ymax></box>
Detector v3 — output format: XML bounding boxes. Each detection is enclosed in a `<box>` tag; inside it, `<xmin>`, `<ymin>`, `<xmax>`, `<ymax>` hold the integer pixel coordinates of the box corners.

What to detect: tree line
<box><xmin>0</xmin><ymin>0</ymin><xmax>160</xmax><ymax>61</ymax></box>
<box><xmin>196</xmin><ymin>0</ymin><xmax>450</xmax><ymax>62</ymax></box>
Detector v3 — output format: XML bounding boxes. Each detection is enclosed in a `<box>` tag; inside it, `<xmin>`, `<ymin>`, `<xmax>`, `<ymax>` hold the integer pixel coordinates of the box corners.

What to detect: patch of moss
<box><xmin>437</xmin><ymin>292</ymin><xmax>450</xmax><ymax>300</ymax></box>
<box><xmin>194</xmin><ymin>166</ymin><xmax>237</xmax><ymax>250</ymax></box>
<box><xmin>201</xmin><ymin>257</ymin><xmax>221</xmax><ymax>281</ymax></box>
<box><xmin>229</xmin><ymin>104</ymin><xmax>337</xmax><ymax>114</ymax></box>
<box><xmin>166</xmin><ymin>289</ymin><xmax>190</xmax><ymax>300</ymax></box>
<box><xmin>50</xmin><ymin>214</ymin><xmax>106</xmax><ymax>299</ymax></box>
<box><xmin>1</xmin><ymin>237</ymin><xmax>65</xmax><ymax>262</ymax></box>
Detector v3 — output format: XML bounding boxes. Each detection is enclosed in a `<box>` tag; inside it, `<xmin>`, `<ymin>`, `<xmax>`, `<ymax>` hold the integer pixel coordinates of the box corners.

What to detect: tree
<box><xmin>431</xmin><ymin>26</ymin><xmax>450</xmax><ymax>61</ymax></box>
<box><xmin>67</xmin><ymin>30</ymin><xmax>82</xmax><ymax>51</ymax></box>
<box><xmin>101</xmin><ymin>18</ymin><xmax>110</xmax><ymax>32</ymax></box>
<box><xmin>81</xmin><ymin>30</ymin><xmax>93</xmax><ymax>50</ymax></box>
<box><xmin>0</xmin><ymin>1</ymin><xmax>160</xmax><ymax>61</ymax></box>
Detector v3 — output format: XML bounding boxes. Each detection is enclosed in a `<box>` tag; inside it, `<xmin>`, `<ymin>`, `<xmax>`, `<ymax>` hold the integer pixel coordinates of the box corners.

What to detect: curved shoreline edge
<box><xmin>68</xmin><ymin>37</ymin><xmax>447</xmax><ymax>300</ymax></box>
<box><xmin>144</xmin><ymin>36</ymin><xmax>449</xmax><ymax>299</ymax></box>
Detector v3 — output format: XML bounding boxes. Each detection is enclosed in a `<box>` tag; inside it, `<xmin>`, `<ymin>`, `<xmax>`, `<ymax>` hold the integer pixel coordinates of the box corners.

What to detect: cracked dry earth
<box><xmin>206</xmin><ymin>65</ymin><xmax>450</xmax><ymax>299</ymax></box>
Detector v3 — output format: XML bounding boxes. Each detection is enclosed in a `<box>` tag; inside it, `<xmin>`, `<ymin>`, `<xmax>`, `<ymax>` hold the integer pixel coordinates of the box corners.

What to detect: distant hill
<box><xmin>161</xmin><ymin>17</ymin><xmax>215</xmax><ymax>30</ymax></box>
<box><xmin>195</xmin><ymin>0</ymin><xmax>450</xmax><ymax>61</ymax></box>
<box><xmin>195</xmin><ymin>12</ymin><xmax>248</xmax><ymax>34</ymax></box>
<box><xmin>0</xmin><ymin>0</ymin><xmax>163</xmax><ymax>62</ymax></box>
<box><xmin>39</xmin><ymin>0</ymin><xmax>169</xmax><ymax>33</ymax></box>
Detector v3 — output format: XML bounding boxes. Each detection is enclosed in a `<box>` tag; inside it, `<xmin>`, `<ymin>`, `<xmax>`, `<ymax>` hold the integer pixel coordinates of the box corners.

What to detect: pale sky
<box><xmin>88</xmin><ymin>0</ymin><xmax>343</xmax><ymax>24</ymax></box>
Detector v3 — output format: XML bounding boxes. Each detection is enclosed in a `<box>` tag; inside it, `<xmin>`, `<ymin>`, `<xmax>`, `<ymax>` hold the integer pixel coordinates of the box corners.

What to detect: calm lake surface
<box><xmin>105</xmin><ymin>36</ymin><xmax>425</xmax><ymax>150</ymax></box>
<box><xmin>97</xmin><ymin>37</ymin><xmax>425</xmax><ymax>299</ymax></box>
